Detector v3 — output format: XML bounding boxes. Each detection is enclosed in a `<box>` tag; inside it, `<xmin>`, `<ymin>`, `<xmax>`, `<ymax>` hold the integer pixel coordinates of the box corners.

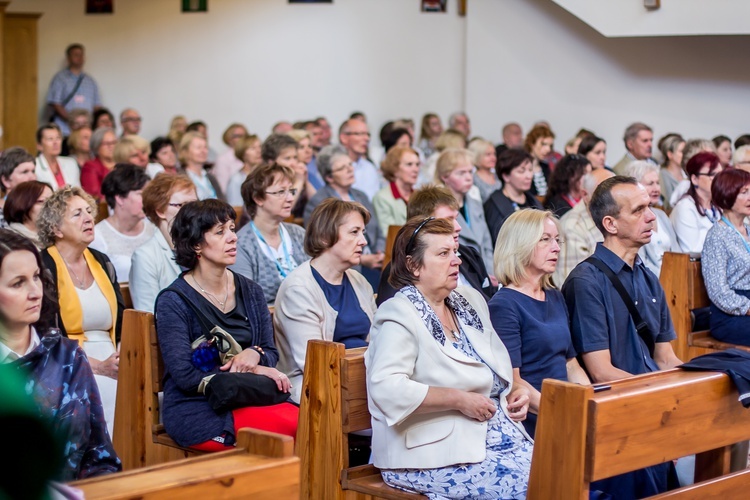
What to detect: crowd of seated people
<box><xmin>6</xmin><ymin>102</ymin><xmax>750</xmax><ymax>497</ymax></box>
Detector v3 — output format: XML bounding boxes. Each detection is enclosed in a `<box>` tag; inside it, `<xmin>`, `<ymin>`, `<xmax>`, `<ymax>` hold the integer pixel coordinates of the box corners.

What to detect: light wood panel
<box><xmin>3</xmin><ymin>11</ymin><xmax>41</xmax><ymax>153</ymax></box>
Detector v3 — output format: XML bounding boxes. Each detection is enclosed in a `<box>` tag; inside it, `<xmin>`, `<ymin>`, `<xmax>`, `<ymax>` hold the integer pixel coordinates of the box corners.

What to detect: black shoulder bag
<box><xmin>584</xmin><ymin>257</ymin><xmax>656</xmax><ymax>358</ymax></box>
<box><xmin>155</xmin><ymin>285</ymin><xmax>290</xmax><ymax>413</ymax></box>
<box><xmin>47</xmin><ymin>74</ymin><xmax>85</xmax><ymax>123</ymax></box>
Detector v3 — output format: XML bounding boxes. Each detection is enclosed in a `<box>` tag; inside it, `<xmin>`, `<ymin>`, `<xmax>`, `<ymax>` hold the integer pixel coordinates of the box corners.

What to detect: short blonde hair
<box><xmin>37</xmin><ymin>186</ymin><xmax>98</xmax><ymax>248</ymax></box>
<box><xmin>177</xmin><ymin>131</ymin><xmax>206</xmax><ymax>165</ymax></box>
<box><xmin>467</xmin><ymin>138</ymin><xmax>493</xmax><ymax>166</ymax></box>
<box><xmin>286</xmin><ymin>129</ymin><xmax>311</xmax><ymax>144</ymax></box>
<box><xmin>434</xmin><ymin>148</ymin><xmax>474</xmax><ymax>183</ymax></box>
<box><xmin>381</xmin><ymin>146</ymin><xmax>419</xmax><ymax>182</ymax></box>
<box><xmin>493</xmin><ymin>209</ymin><xmax>559</xmax><ymax>289</ymax></box>
<box><xmin>114</xmin><ymin>135</ymin><xmax>150</xmax><ymax>163</ymax></box>
<box><xmin>434</xmin><ymin>129</ymin><xmax>466</xmax><ymax>152</ymax></box>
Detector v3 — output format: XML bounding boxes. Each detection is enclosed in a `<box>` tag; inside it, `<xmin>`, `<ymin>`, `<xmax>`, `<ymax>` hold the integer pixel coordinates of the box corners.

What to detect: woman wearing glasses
<box><xmin>129</xmin><ymin>174</ymin><xmax>198</xmax><ymax>312</ymax></box>
<box><xmin>232</xmin><ymin>163</ymin><xmax>310</xmax><ymax>305</ymax></box>
<box><xmin>366</xmin><ymin>216</ymin><xmax>533</xmax><ymax>499</ymax></box>
<box><xmin>670</xmin><ymin>152</ymin><xmax>723</xmax><ymax>253</ymax></box>
<box><xmin>489</xmin><ymin>209</ymin><xmax>590</xmax><ymax>438</ymax></box>
<box><xmin>274</xmin><ymin>199</ymin><xmax>376</xmax><ymax>403</ymax></box>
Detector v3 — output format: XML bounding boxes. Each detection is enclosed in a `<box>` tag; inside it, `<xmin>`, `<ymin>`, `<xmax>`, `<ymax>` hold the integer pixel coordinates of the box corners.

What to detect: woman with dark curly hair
<box><xmin>543</xmin><ymin>154</ymin><xmax>591</xmax><ymax>218</ymax></box>
<box><xmin>155</xmin><ymin>199</ymin><xmax>298</xmax><ymax>451</ymax></box>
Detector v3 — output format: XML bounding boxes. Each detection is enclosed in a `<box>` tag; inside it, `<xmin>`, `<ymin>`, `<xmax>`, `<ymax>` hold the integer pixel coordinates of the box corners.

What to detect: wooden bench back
<box><xmin>298</xmin><ymin>340</ymin><xmax>424</xmax><ymax>499</ymax></box>
<box><xmin>72</xmin><ymin>428</ymin><xmax>299</xmax><ymax>499</ymax></box>
<box><xmin>113</xmin><ymin>310</ymin><xmax>201</xmax><ymax>470</ymax></box>
<box><xmin>119</xmin><ymin>282</ymin><xmax>133</xmax><ymax>309</ymax></box>
<box><xmin>383</xmin><ymin>224</ymin><xmax>402</xmax><ymax>269</ymax></box>
<box><xmin>95</xmin><ymin>200</ymin><xmax>109</xmax><ymax>224</ymax></box>
<box><xmin>528</xmin><ymin>370</ymin><xmax>750</xmax><ymax>499</ymax></box>
<box><xmin>659</xmin><ymin>252</ymin><xmax>750</xmax><ymax>360</ymax></box>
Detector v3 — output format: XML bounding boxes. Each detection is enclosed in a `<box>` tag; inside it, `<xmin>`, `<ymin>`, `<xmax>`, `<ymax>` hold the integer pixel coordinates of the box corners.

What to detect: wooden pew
<box><xmin>383</xmin><ymin>224</ymin><xmax>402</xmax><ymax>269</ymax></box>
<box><xmin>72</xmin><ymin>428</ymin><xmax>299</xmax><ymax>499</ymax></box>
<box><xmin>660</xmin><ymin>252</ymin><xmax>750</xmax><ymax>360</ymax></box>
<box><xmin>298</xmin><ymin>340</ymin><xmax>426</xmax><ymax>499</ymax></box>
<box><xmin>119</xmin><ymin>282</ymin><xmax>133</xmax><ymax>309</ymax></box>
<box><xmin>113</xmin><ymin>309</ymin><xmax>203</xmax><ymax>470</ymax></box>
<box><xmin>528</xmin><ymin>369</ymin><xmax>750</xmax><ymax>499</ymax></box>
<box><xmin>95</xmin><ymin>200</ymin><xmax>109</xmax><ymax>224</ymax></box>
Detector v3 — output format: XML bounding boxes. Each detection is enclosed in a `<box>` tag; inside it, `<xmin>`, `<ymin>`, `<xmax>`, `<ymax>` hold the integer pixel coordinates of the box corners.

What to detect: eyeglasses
<box><xmin>331</xmin><ymin>163</ymin><xmax>354</xmax><ymax>173</ymax></box>
<box><xmin>265</xmin><ymin>188</ymin><xmax>298</xmax><ymax>198</ymax></box>
<box><xmin>405</xmin><ymin>217</ymin><xmax>435</xmax><ymax>255</ymax></box>
<box><xmin>122</xmin><ymin>117</ymin><xmax>142</xmax><ymax>123</ymax></box>
<box><xmin>344</xmin><ymin>131</ymin><xmax>371</xmax><ymax>137</ymax></box>
<box><xmin>696</xmin><ymin>171</ymin><xmax>718</xmax><ymax>178</ymax></box>
<box><xmin>539</xmin><ymin>235</ymin><xmax>563</xmax><ymax>246</ymax></box>
<box><xmin>168</xmin><ymin>201</ymin><xmax>193</xmax><ymax>209</ymax></box>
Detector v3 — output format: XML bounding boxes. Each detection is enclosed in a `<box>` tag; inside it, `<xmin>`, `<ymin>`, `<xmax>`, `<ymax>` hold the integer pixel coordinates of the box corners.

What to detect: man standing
<box><xmin>120</xmin><ymin>108</ymin><xmax>142</xmax><ymax>137</ymax></box>
<box><xmin>46</xmin><ymin>44</ymin><xmax>102</xmax><ymax>137</ymax></box>
<box><xmin>562</xmin><ymin>176</ymin><xmax>681</xmax><ymax>497</ymax></box>
<box><xmin>613</xmin><ymin>122</ymin><xmax>655</xmax><ymax>175</ymax></box>
<box><xmin>339</xmin><ymin>118</ymin><xmax>381</xmax><ymax>201</ymax></box>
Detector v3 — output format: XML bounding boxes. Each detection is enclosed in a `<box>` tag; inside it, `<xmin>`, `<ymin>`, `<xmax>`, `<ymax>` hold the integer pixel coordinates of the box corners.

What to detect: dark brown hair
<box><xmin>388</xmin><ymin>216</ymin><xmax>454</xmax><ymax>290</ymax></box>
<box><xmin>3</xmin><ymin>181</ymin><xmax>52</xmax><ymax>224</ymax></box>
<box><xmin>240</xmin><ymin>163</ymin><xmax>296</xmax><ymax>219</ymax></box>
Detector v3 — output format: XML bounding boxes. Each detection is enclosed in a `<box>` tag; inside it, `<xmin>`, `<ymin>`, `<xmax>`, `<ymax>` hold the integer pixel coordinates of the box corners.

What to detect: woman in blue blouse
<box><xmin>702</xmin><ymin>168</ymin><xmax>750</xmax><ymax>346</ymax></box>
<box><xmin>489</xmin><ymin>209</ymin><xmax>590</xmax><ymax>437</ymax></box>
<box><xmin>274</xmin><ymin>198</ymin><xmax>376</xmax><ymax>403</ymax></box>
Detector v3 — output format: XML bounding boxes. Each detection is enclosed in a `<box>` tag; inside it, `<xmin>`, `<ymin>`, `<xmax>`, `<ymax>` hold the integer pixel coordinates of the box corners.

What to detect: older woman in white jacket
<box><xmin>366</xmin><ymin>216</ymin><xmax>532</xmax><ymax>499</ymax></box>
<box><xmin>274</xmin><ymin>198</ymin><xmax>376</xmax><ymax>403</ymax></box>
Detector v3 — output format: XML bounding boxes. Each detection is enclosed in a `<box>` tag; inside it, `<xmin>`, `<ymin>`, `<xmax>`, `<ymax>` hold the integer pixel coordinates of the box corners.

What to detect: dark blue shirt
<box><xmin>488</xmin><ymin>287</ymin><xmax>575</xmax><ymax>437</ymax></box>
<box><xmin>562</xmin><ymin>243</ymin><xmax>676</xmax><ymax>376</ymax></box>
<box><xmin>311</xmin><ymin>267</ymin><xmax>369</xmax><ymax>349</ymax></box>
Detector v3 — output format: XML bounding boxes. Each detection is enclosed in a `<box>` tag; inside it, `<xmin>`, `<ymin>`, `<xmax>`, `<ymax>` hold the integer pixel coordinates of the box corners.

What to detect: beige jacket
<box><xmin>273</xmin><ymin>260</ymin><xmax>375</xmax><ymax>403</ymax></box>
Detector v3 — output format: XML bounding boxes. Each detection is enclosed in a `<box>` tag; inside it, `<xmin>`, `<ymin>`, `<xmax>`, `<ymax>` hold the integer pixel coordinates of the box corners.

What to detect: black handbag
<box><xmin>204</xmin><ymin>372</ymin><xmax>290</xmax><ymax>413</ymax></box>
<box><xmin>156</xmin><ymin>285</ymin><xmax>290</xmax><ymax>412</ymax></box>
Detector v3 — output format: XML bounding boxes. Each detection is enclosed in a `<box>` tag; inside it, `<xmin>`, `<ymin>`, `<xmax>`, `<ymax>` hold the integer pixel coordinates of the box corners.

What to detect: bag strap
<box><xmin>155</xmin><ymin>284</ymin><xmax>215</xmax><ymax>337</ymax></box>
<box><xmin>61</xmin><ymin>74</ymin><xmax>85</xmax><ymax>107</ymax></box>
<box><xmin>584</xmin><ymin>256</ymin><xmax>655</xmax><ymax>358</ymax></box>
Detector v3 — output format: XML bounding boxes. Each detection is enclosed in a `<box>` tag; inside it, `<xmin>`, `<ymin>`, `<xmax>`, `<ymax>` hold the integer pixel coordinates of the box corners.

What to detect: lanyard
<box><xmin>250</xmin><ymin>222</ymin><xmax>294</xmax><ymax>278</ymax></box>
<box><xmin>720</xmin><ymin>216</ymin><xmax>750</xmax><ymax>254</ymax></box>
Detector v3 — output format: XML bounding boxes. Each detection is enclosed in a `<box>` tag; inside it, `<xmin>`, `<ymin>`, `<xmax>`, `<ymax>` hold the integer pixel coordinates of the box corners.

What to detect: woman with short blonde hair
<box><xmin>489</xmin><ymin>208</ymin><xmax>589</xmax><ymax>437</ymax></box>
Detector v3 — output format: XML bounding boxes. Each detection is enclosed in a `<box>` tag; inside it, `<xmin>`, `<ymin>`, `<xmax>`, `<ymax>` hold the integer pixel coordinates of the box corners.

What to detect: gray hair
<box><xmin>90</xmin><ymin>126</ymin><xmax>115</xmax><ymax>154</ymax></box>
<box><xmin>623</xmin><ymin>160</ymin><xmax>659</xmax><ymax>183</ymax></box>
<box><xmin>733</xmin><ymin>145</ymin><xmax>750</xmax><ymax>165</ymax></box>
<box><xmin>682</xmin><ymin>138</ymin><xmax>716</xmax><ymax>169</ymax></box>
<box><xmin>623</xmin><ymin>122</ymin><xmax>652</xmax><ymax>146</ymax></box>
<box><xmin>448</xmin><ymin>112</ymin><xmax>467</xmax><ymax>128</ymax></box>
<box><xmin>316</xmin><ymin>144</ymin><xmax>350</xmax><ymax>180</ymax></box>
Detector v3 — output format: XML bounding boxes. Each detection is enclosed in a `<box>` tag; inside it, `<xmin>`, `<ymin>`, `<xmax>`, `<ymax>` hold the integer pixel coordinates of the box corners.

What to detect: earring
<box><xmin>196</xmin><ymin>253</ymin><xmax>202</xmax><ymax>259</ymax></box>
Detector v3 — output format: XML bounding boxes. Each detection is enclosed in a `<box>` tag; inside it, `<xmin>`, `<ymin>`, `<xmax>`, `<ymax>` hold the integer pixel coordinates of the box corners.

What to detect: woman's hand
<box><xmin>221</xmin><ymin>348</ymin><xmax>261</xmax><ymax>373</ymax></box>
<box><xmin>360</xmin><ymin>252</ymin><xmax>384</xmax><ymax>270</ymax></box>
<box><xmin>90</xmin><ymin>352</ymin><xmax>119</xmax><ymax>380</ymax></box>
<box><xmin>253</xmin><ymin>365</ymin><xmax>291</xmax><ymax>393</ymax></box>
<box><xmin>506</xmin><ymin>386</ymin><xmax>530</xmax><ymax>422</ymax></box>
<box><xmin>457</xmin><ymin>391</ymin><xmax>497</xmax><ymax>422</ymax></box>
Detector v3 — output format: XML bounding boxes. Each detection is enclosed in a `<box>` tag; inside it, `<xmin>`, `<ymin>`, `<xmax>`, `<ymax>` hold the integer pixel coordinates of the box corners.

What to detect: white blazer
<box><xmin>365</xmin><ymin>286</ymin><xmax>531</xmax><ymax>470</ymax></box>
<box><xmin>274</xmin><ymin>260</ymin><xmax>376</xmax><ymax>403</ymax></box>
<box><xmin>129</xmin><ymin>230</ymin><xmax>181</xmax><ymax>313</ymax></box>
<box><xmin>35</xmin><ymin>155</ymin><xmax>81</xmax><ymax>189</ymax></box>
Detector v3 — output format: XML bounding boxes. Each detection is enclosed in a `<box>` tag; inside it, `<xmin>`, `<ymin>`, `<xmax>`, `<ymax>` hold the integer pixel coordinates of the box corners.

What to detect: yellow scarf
<box><xmin>48</xmin><ymin>245</ymin><xmax>117</xmax><ymax>348</ymax></box>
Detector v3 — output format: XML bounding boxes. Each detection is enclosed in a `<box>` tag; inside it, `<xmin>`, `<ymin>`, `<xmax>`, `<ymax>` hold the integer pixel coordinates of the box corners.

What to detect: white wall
<box><xmin>466</xmin><ymin>0</ymin><xmax>750</xmax><ymax>161</ymax></box>
<box><xmin>9</xmin><ymin>0</ymin><xmax>466</xmax><ymax>149</ymax></box>
<box><xmin>8</xmin><ymin>0</ymin><xmax>750</xmax><ymax>164</ymax></box>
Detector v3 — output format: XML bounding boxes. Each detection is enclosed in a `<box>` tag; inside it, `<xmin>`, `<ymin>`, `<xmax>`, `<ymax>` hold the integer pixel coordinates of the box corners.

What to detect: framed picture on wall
<box><xmin>421</xmin><ymin>0</ymin><xmax>446</xmax><ymax>13</ymax></box>
<box><xmin>182</xmin><ymin>0</ymin><xmax>208</xmax><ymax>12</ymax></box>
<box><xmin>86</xmin><ymin>0</ymin><xmax>113</xmax><ymax>14</ymax></box>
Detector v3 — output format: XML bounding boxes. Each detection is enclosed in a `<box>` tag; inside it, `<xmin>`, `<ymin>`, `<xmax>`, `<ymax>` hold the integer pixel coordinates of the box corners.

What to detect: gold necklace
<box><xmin>60</xmin><ymin>254</ymin><xmax>88</xmax><ymax>288</ymax></box>
<box><xmin>191</xmin><ymin>271</ymin><xmax>229</xmax><ymax>311</ymax></box>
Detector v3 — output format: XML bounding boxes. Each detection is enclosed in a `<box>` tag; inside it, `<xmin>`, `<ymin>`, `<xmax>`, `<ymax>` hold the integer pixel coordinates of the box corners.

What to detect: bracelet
<box><xmin>249</xmin><ymin>345</ymin><xmax>265</xmax><ymax>356</ymax></box>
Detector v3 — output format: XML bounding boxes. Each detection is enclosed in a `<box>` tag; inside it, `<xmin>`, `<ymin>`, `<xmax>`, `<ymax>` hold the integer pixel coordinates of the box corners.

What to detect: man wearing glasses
<box><xmin>120</xmin><ymin>108</ymin><xmax>143</xmax><ymax>137</ymax></box>
<box><xmin>339</xmin><ymin>118</ymin><xmax>382</xmax><ymax>201</ymax></box>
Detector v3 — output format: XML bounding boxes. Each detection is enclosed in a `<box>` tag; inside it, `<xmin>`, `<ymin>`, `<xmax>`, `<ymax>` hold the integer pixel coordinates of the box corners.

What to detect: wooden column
<box><xmin>0</xmin><ymin>1</ymin><xmax>9</xmax><ymax>150</ymax></box>
<box><xmin>3</xmin><ymin>11</ymin><xmax>42</xmax><ymax>152</ymax></box>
